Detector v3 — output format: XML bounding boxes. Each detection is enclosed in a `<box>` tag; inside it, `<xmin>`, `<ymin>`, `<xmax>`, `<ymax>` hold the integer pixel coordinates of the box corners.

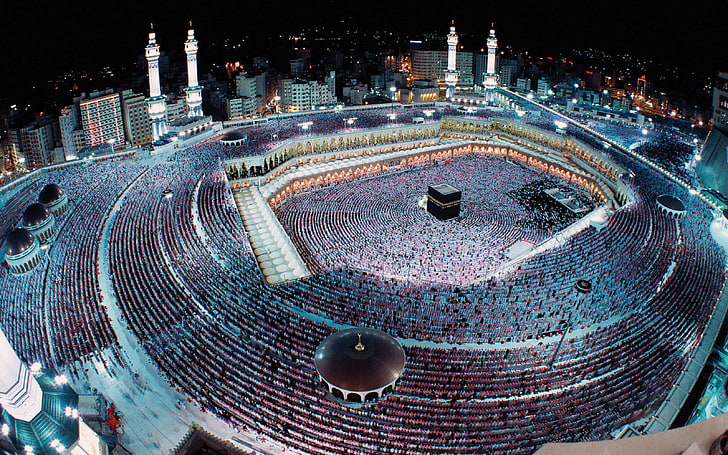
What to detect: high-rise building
<box><xmin>19</xmin><ymin>116</ymin><xmax>60</xmax><ymax>168</ymax></box>
<box><xmin>235</xmin><ymin>73</ymin><xmax>264</xmax><ymax>114</ymax></box>
<box><xmin>712</xmin><ymin>72</ymin><xmax>728</xmax><ymax>129</ymax></box>
<box><xmin>79</xmin><ymin>91</ymin><xmax>125</xmax><ymax>147</ymax></box>
<box><xmin>120</xmin><ymin>89</ymin><xmax>152</xmax><ymax>147</ymax></box>
<box><xmin>411</xmin><ymin>50</ymin><xmax>473</xmax><ymax>89</ymax></box>
<box><xmin>281</xmin><ymin>79</ymin><xmax>336</xmax><ymax>112</ymax></box>
<box><xmin>146</xmin><ymin>26</ymin><xmax>169</xmax><ymax>142</ymax></box>
<box><xmin>184</xmin><ymin>23</ymin><xmax>203</xmax><ymax>118</ymax></box>
<box><xmin>696</xmin><ymin>72</ymin><xmax>728</xmax><ymax>198</ymax></box>
<box><xmin>59</xmin><ymin>100</ymin><xmax>86</xmax><ymax>160</ymax></box>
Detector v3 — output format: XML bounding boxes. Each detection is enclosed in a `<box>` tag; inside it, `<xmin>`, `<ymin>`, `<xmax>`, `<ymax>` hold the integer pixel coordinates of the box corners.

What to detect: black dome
<box><xmin>39</xmin><ymin>183</ymin><xmax>64</xmax><ymax>204</ymax></box>
<box><xmin>656</xmin><ymin>195</ymin><xmax>686</xmax><ymax>212</ymax></box>
<box><xmin>221</xmin><ymin>131</ymin><xmax>245</xmax><ymax>141</ymax></box>
<box><xmin>22</xmin><ymin>203</ymin><xmax>51</xmax><ymax>227</ymax></box>
<box><xmin>5</xmin><ymin>228</ymin><xmax>36</xmax><ymax>256</ymax></box>
<box><xmin>314</xmin><ymin>328</ymin><xmax>406</xmax><ymax>392</ymax></box>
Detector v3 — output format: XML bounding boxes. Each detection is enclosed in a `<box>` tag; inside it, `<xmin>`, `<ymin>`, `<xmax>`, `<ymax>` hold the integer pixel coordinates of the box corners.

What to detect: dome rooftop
<box><xmin>221</xmin><ymin>131</ymin><xmax>246</xmax><ymax>142</ymax></box>
<box><xmin>314</xmin><ymin>327</ymin><xmax>405</xmax><ymax>392</ymax></box>
<box><xmin>39</xmin><ymin>183</ymin><xmax>64</xmax><ymax>204</ymax></box>
<box><xmin>656</xmin><ymin>195</ymin><xmax>686</xmax><ymax>213</ymax></box>
<box><xmin>5</xmin><ymin>228</ymin><xmax>36</xmax><ymax>256</ymax></box>
<box><xmin>22</xmin><ymin>203</ymin><xmax>51</xmax><ymax>227</ymax></box>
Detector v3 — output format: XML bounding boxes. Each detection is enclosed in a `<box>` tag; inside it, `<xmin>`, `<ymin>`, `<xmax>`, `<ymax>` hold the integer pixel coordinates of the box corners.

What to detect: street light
<box><xmin>549</xmin><ymin>279</ymin><xmax>593</xmax><ymax>369</ymax></box>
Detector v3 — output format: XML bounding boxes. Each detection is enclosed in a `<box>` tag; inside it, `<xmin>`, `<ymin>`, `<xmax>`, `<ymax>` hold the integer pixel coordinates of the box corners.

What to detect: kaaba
<box><xmin>427</xmin><ymin>184</ymin><xmax>462</xmax><ymax>220</ymax></box>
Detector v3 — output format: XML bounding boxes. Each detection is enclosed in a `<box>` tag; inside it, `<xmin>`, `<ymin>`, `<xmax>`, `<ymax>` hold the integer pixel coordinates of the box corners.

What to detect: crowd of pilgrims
<box><xmin>275</xmin><ymin>153</ymin><xmax>592</xmax><ymax>286</ymax></box>
<box><xmin>220</xmin><ymin>106</ymin><xmax>444</xmax><ymax>158</ymax></box>
<box><xmin>0</xmin><ymin>106</ymin><xmax>725</xmax><ymax>454</ymax></box>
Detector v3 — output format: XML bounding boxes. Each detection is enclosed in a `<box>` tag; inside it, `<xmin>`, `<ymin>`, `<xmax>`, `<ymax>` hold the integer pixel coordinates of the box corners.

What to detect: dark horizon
<box><xmin>1</xmin><ymin>0</ymin><xmax>725</xmax><ymax>103</ymax></box>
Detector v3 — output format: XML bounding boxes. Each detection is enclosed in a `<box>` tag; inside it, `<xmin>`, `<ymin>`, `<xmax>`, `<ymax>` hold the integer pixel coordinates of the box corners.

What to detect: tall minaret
<box><xmin>184</xmin><ymin>22</ymin><xmax>203</xmax><ymax>118</ymax></box>
<box><xmin>146</xmin><ymin>24</ymin><xmax>169</xmax><ymax>142</ymax></box>
<box><xmin>483</xmin><ymin>25</ymin><xmax>499</xmax><ymax>90</ymax></box>
<box><xmin>0</xmin><ymin>328</ymin><xmax>43</xmax><ymax>422</ymax></box>
<box><xmin>444</xmin><ymin>21</ymin><xmax>459</xmax><ymax>99</ymax></box>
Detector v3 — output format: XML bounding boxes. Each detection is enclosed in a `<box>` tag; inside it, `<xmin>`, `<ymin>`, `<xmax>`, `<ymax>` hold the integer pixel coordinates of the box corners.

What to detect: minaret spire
<box><xmin>483</xmin><ymin>24</ymin><xmax>499</xmax><ymax>98</ymax></box>
<box><xmin>0</xmin><ymin>328</ymin><xmax>43</xmax><ymax>422</ymax></box>
<box><xmin>184</xmin><ymin>21</ymin><xmax>203</xmax><ymax>117</ymax></box>
<box><xmin>145</xmin><ymin>24</ymin><xmax>169</xmax><ymax>142</ymax></box>
<box><xmin>444</xmin><ymin>20</ymin><xmax>459</xmax><ymax>99</ymax></box>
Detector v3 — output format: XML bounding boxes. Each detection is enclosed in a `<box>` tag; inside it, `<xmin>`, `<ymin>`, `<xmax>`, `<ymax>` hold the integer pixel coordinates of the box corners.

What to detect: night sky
<box><xmin>1</xmin><ymin>0</ymin><xmax>725</xmax><ymax>102</ymax></box>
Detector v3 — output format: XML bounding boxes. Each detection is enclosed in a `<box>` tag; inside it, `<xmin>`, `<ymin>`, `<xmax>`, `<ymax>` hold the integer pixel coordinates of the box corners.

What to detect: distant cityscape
<box><xmin>0</xmin><ymin>20</ymin><xmax>720</xmax><ymax>179</ymax></box>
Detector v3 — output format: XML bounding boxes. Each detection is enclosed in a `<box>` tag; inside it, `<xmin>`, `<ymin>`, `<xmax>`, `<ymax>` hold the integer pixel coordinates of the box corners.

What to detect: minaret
<box><xmin>444</xmin><ymin>21</ymin><xmax>459</xmax><ymax>99</ymax></box>
<box><xmin>0</xmin><ymin>328</ymin><xmax>43</xmax><ymax>422</ymax></box>
<box><xmin>145</xmin><ymin>24</ymin><xmax>169</xmax><ymax>142</ymax></box>
<box><xmin>483</xmin><ymin>26</ymin><xmax>499</xmax><ymax>90</ymax></box>
<box><xmin>184</xmin><ymin>22</ymin><xmax>203</xmax><ymax>118</ymax></box>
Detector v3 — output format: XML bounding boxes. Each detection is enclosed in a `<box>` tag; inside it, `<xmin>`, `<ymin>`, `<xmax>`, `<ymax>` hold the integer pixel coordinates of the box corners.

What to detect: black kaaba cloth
<box><xmin>427</xmin><ymin>184</ymin><xmax>462</xmax><ymax>220</ymax></box>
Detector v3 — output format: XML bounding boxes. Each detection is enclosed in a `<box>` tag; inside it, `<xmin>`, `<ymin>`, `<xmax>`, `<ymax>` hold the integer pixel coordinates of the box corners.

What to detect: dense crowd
<box><xmin>275</xmin><ymin>154</ymin><xmax>591</xmax><ymax>285</ymax></box>
<box><xmin>0</xmin><ymin>106</ymin><xmax>724</xmax><ymax>455</ymax></box>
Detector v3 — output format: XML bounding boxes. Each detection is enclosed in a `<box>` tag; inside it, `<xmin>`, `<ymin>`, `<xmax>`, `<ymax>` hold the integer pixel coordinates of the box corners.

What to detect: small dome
<box><xmin>22</xmin><ymin>203</ymin><xmax>51</xmax><ymax>227</ymax></box>
<box><xmin>221</xmin><ymin>131</ymin><xmax>246</xmax><ymax>141</ymax></box>
<box><xmin>656</xmin><ymin>195</ymin><xmax>685</xmax><ymax>213</ymax></box>
<box><xmin>39</xmin><ymin>184</ymin><xmax>64</xmax><ymax>204</ymax></box>
<box><xmin>5</xmin><ymin>228</ymin><xmax>36</xmax><ymax>256</ymax></box>
<box><xmin>315</xmin><ymin>327</ymin><xmax>406</xmax><ymax>392</ymax></box>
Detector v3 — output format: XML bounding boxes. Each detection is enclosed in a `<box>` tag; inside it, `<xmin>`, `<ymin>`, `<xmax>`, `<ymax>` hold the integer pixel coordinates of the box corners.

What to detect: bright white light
<box><xmin>54</xmin><ymin>375</ymin><xmax>68</xmax><ymax>386</ymax></box>
<box><xmin>24</xmin><ymin>446</ymin><xmax>33</xmax><ymax>454</ymax></box>
<box><xmin>423</xmin><ymin>109</ymin><xmax>434</xmax><ymax>117</ymax></box>
<box><xmin>642</xmin><ymin>129</ymin><xmax>649</xmax><ymax>135</ymax></box>
<box><xmin>390</xmin><ymin>87</ymin><xmax>396</xmax><ymax>93</ymax></box>
<box><xmin>64</xmin><ymin>407</ymin><xmax>72</xmax><ymax>417</ymax></box>
<box><xmin>30</xmin><ymin>362</ymin><xmax>42</xmax><ymax>373</ymax></box>
<box><xmin>50</xmin><ymin>440</ymin><xmax>59</xmax><ymax>448</ymax></box>
<box><xmin>689</xmin><ymin>188</ymin><xmax>698</xmax><ymax>195</ymax></box>
<box><xmin>55</xmin><ymin>444</ymin><xmax>65</xmax><ymax>454</ymax></box>
<box><xmin>1</xmin><ymin>424</ymin><xmax>9</xmax><ymax>436</ymax></box>
<box><xmin>526</xmin><ymin>93</ymin><xmax>534</xmax><ymax>99</ymax></box>
<box><xmin>554</xmin><ymin>120</ymin><xmax>568</xmax><ymax>130</ymax></box>
<box><xmin>695</xmin><ymin>155</ymin><xmax>702</xmax><ymax>161</ymax></box>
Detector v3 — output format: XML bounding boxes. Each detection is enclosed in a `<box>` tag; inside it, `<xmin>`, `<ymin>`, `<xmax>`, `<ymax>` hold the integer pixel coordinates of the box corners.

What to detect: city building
<box><xmin>697</xmin><ymin>71</ymin><xmax>728</xmax><ymax>199</ymax></box>
<box><xmin>79</xmin><ymin>90</ymin><xmax>125</xmax><ymax>147</ymax></box>
<box><xmin>280</xmin><ymin>79</ymin><xmax>336</xmax><ymax>112</ymax></box>
<box><xmin>411</xmin><ymin>50</ymin><xmax>474</xmax><ymax>90</ymax></box>
<box><xmin>18</xmin><ymin>116</ymin><xmax>59</xmax><ymax>168</ymax></box>
<box><xmin>712</xmin><ymin>72</ymin><xmax>728</xmax><ymax>129</ymax></box>
<box><xmin>235</xmin><ymin>73</ymin><xmax>264</xmax><ymax>114</ymax></box>
<box><xmin>120</xmin><ymin>89</ymin><xmax>152</xmax><ymax>147</ymax></box>
<box><xmin>59</xmin><ymin>100</ymin><xmax>86</xmax><ymax>160</ymax></box>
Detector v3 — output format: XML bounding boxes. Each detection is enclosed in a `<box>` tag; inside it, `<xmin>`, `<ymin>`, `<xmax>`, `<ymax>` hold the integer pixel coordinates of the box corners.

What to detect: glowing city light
<box><xmin>54</xmin><ymin>374</ymin><xmax>68</xmax><ymax>386</ymax></box>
